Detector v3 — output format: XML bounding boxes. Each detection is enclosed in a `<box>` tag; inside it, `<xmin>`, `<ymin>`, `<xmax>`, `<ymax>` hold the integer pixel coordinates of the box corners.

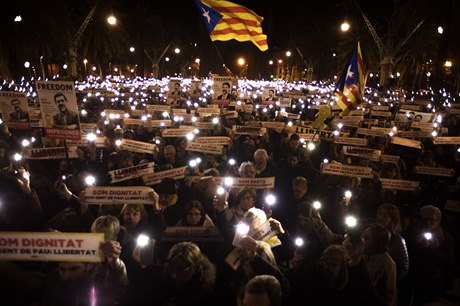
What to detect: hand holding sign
<box><xmin>100</xmin><ymin>240</ymin><xmax>122</xmax><ymax>268</ymax></box>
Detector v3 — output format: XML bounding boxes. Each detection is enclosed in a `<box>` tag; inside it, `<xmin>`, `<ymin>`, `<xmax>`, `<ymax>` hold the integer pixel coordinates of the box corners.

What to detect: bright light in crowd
<box><xmin>189</xmin><ymin>160</ymin><xmax>197</xmax><ymax>167</ymax></box>
<box><xmin>13</xmin><ymin>153</ymin><xmax>22</xmax><ymax>161</ymax></box>
<box><xmin>237</xmin><ymin>57</ymin><xmax>246</xmax><ymax>66</ymax></box>
<box><xmin>294</xmin><ymin>237</ymin><xmax>304</xmax><ymax>247</ymax></box>
<box><xmin>137</xmin><ymin>234</ymin><xmax>149</xmax><ymax>247</ymax></box>
<box><xmin>195</xmin><ymin>58</ymin><xmax>200</xmax><ymax>63</ymax></box>
<box><xmin>212</xmin><ymin>117</ymin><xmax>219</xmax><ymax>124</ymax></box>
<box><xmin>431</xmin><ymin>130</ymin><xmax>438</xmax><ymax>137</ymax></box>
<box><xmin>216</xmin><ymin>186</ymin><xmax>225</xmax><ymax>195</ymax></box>
<box><xmin>307</xmin><ymin>142</ymin><xmax>315</xmax><ymax>151</ymax></box>
<box><xmin>424</xmin><ymin>232</ymin><xmax>432</xmax><ymax>240</ymax></box>
<box><xmin>323</xmin><ymin>158</ymin><xmax>329</xmax><ymax>164</ymax></box>
<box><xmin>269</xmin><ymin>60</ymin><xmax>273</xmax><ymax>65</ymax></box>
<box><xmin>313</xmin><ymin>201</ymin><xmax>322</xmax><ymax>210</ymax></box>
<box><xmin>115</xmin><ymin>139</ymin><xmax>122</xmax><ymax>146</ymax></box>
<box><xmin>337</xmin><ymin>123</ymin><xmax>343</xmax><ymax>129</ymax></box>
<box><xmin>24</xmin><ymin>61</ymin><xmax>30</xmax><ymax>68</ymax></box>
<box><xmin>92</xmin><ymin>66</ymin><xmax>97</xmax><ymax>71</ymax></box>
<box><xmin>345</xmin><ymin>216</ymin><xmax>357</xmax><ymax>227</ymax></box>
<box><xmin>174</xmin><ymin>48</ymin><xmax>181</xmax><ymax>54</ymax></box>
<box><xmin>224</xmin><ymin>177</ymin><xmax>234</xmax><ymax>187</ymax></box>
<box><xmin>83</xmin><ymin>59</ymin><xmax>88</xmax><ymax>64</ymax></box>
<box><xmin>285</xmin><ymin>51</ymin><xmax>292</xmax><ymax>57</ymax></box>
<box><xmin>265</xmin><ymin>194</ymin><xmax>276</xmax><ymax>206</ymax></box>
<box><xmin>236</xmin><ymin>223</ymin><xmax>250</xmax><ymax>235</ymax></box>
<box><xmin>107</xmin><ymin>15</ymin><xmax>117</xmax><ymax>25</ymax></box>
<box><xmin>85</xmin><ymin>175</ymin><xmax>96</xmax><ymax>186</ymax></box>
<box><xmin>345</xmin><ymin>190</ymin><xmax>352</xmax><ymax>199</ymax></box>
<box><xmin>186</xmin><ymin>133</ymin><xmax>194</xmax><ymax>141</ymax></box>
<box><xmin>63</xmin><ymin>64</ymin><xmax>68</xmax><ymax>69</ymax></box>
<box><xmin>129</xmin><ymin>47</ymin><xmax>135</xmax><ymax>52</ymax></box>
<box><xmin>21</xmin><ymin>139</ymin><xmax>30</xmax><ymax>147</ymax></box>
<box><xmin>340</xmin><ymin>21</ymin><xmax>350</xmax><ymax>32</ymax></box>
<box><xmin>437</xmin><ymin>26</ymin><xmax>443</xmax><ymax>34</ymax></box>
<box><xmin>228</xmin><ymin>158</ymin><xmax>236</xmax><ymax>165</ymax></box>
<box><xmin>14</xmin><ymin>15</ymin><xmax>22</xmax><ymax>22</ymax></box>
<box><xmin>87</xmin><ymin>133</ymin><xmax>96</xmax><ymax>142</ymax></box>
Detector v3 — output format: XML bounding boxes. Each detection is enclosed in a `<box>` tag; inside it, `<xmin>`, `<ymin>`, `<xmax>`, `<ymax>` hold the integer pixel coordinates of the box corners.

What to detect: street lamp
<box><xmin>24</xmin><ymin>61</ymin><xmax>32</xmax><ymax>79</ymax></box>
<box><xmin>340</xmin><ymin>21</ymin><xmax>350</xmax><ymax>32</ymax></box>
<box><xmin>285</xmin><ymin>50</ymin><xmax>292</xmax><ymax>57</ymax></box>
<box><xmin>83</xmin><ymin>59</ymin><xmax>88</xmax><ymax>75</ymax></box>
<box><xmin>107</xmin><ymin>15</ymin><xmax>117</xmax><ymax>26</ymax></box>
<box><xmin>174</xmin><ymin>48</ymin><xmax>181</xmax><ymax>54</ymax></box>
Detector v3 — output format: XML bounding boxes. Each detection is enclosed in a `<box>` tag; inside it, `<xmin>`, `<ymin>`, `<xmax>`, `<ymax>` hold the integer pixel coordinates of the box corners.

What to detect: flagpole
<box><xmin>211</xmin><ymin>43</ymin><xmax>235</xmax><ymax>77</ymax></box>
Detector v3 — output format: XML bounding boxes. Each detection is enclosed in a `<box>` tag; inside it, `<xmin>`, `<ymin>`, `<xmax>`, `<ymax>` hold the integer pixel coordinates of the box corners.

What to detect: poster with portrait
<box><xmin>262</xmin><ymin>87</ymin><xmax>277</xmax><ymax>104</ymax></box>
<box><xmin>190</xmin><ymin>81</ymin><xmax>203</xmax><ymax>98</ymax></box>
<box><xmin>0</xmin><ymin>91</ymin><xmax>30</xmax><ymax>129</ymax></box>
<box><xmin>212</xmin><ymin>76</ymin><xmax>233</xmax><ymax>102</ymax></box>
<box><xmin>36</xmin><ymin>81</ymin><xmax>81</xmax><ymax>141</ymax></box>
<box><xmin>167</xmin><ymin>80</ymin><xmax>185</xmax><ymax>106</ymax></box>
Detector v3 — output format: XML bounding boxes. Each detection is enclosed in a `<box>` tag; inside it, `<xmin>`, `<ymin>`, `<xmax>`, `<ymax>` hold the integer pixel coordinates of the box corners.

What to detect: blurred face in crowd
<box><xmin>376</xmin><ymin>208</ymin><xmax>392</xmax><ymax>230</ymax></box>
<box><xmin>241</xmin><ymin>164</ymin><xmax>256</xmax><ymax>178</ymax></box>
<box><xmin>239</xmin><ymin>191</ymin><xmax>256</xmax><ymax>211</ymax></box>
<box><xmin>292</xmin><ymin>182</ymin><xmax>307</xmax><ymax>200</ymax></box>
<box><xmin>289</xmin><ymin>138</ymin><xmax>300</xmax><ymax>150</ymax></box>
<box><xmin>287</xmin><ymin>155</ymin><xmax>299</xmax><ymax>168</ymax></box>
<box><xmin>243</xmin><ymin>292</ymin><xmax>271</xmax><ymax>306</ymax></box>
<box><xmin>320</xmin><ymin>251</ymin><xmax>343</xmax><ymax>280</ymax></box>
<box><xmin>254</xmin><ymin>153</ymin><xmax>268</xmax><ymax>171</ymax></box>
<box><xmin>123</xmin><ymin>207</ymin><xmax>141</xmax><ymax>228</ymax></box>
<box><xmin>186</xmin><ymin>207</ymin><xmax>202</xmax><ymax>226</ymax></box>
<box><xmin>422</xmin><ymin>212</ymin><xmax>441</xmax><ymax>232</ymax></box>
<box><xmin>163</xmin><ymin>146</ymin><xmax>176</xmax><ymax>163</ymax></box>
<box><xmin>59</xmin><ymin>262</ymin><xmax>90</xmax><ymax>283</ymax></box>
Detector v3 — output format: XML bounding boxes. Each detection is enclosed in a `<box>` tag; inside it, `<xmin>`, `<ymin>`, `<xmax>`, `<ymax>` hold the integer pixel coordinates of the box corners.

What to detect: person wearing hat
<box><xmin>155</xmin><ymin>178</ymin><xmax>182</xmax><ymax>226</ymax></box>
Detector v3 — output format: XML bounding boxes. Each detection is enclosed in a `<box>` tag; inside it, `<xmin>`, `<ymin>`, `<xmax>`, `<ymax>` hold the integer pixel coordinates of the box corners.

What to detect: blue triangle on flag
<box><xmin>194</xmin><ymin>0</ymin><xmax>223</xmax><ymax>33</ymax></box>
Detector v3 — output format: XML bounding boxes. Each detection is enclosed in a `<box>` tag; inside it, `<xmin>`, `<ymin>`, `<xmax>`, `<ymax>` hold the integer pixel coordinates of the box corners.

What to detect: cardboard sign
<box><xmin>320</xmin><ymin>163</ymin><xmax>373</xmax><ymax>179</ymax></box>
<box><xmin>380</xmin><ymin>178</ymin><xmax>420</xmax><ymax>191</ymax></box>
<box><xmin>21</xmin><ymin>146</ymin><xmax>79</xmax><ymax>159</ymax></box>
<box><xmin>391</xmin><ymin>136</ymin><xmax>422</xmax><ymax>149</ymax></box>
<box><xmin>335</xmin><ymin>137</ymin><xmax>368</xmax><ymax>147</ymax></box>
<box><xmin>432</xmin><ymin>136</ymin><xmax>460</xmax><ymax>145</ymax></box>
<box><xmin>84</xmin><ymin>186</ymin><xmax>154</xmax><ymax>204</ymax></box>
<box><xmin>400</xmin><ymin>130</ymin><xmax>432</xmax><ymax>138</ymax></box>
<box><xmin>288</xmin><ymin>126</ymin><xmax>338</xmax><ymax>140</ymax></box>
<box><xmin>186</xmin><ymin>142</ymin><xmax>223</xmax><ymax>155</ymax></box>
<box><xmin>161</xmin><ymin>128</ymin><xmax>193</xmax><ymax>138</ymax></box>
<box><xmin>413</xmin><ymin>166</ymin><xmax>455</xmax><ymax>177</ymax></box>
<box><xmin>410</xmin><ymin>121</ymin><xmax>434</xmax><ymax>130</ymax></box>
<box><xmin>232</xmin><ymin>125</ymin><xmax>266</xmax><ymax>136</ymax></box>
<box><xmin>380</xmin><ymin>154</ymin><xmax>400</xmax><ymax>163</ymax></box>
<box><xmin>0</xmin><ymin>232</ymin><xmax>104</xmax><ymax>262</ymax></box>
<box><xmin>193</xmin><ymin>122</ymin><xmax>216</xmax><ymax>130</ymax></box>
<box><xmin>444</xmin><ymin>200</ymin><xmax>460</xmax><ymax>213</ymax></box>
<box><xmin>142</xmin><ymin>166</ymin><xmax>187</xmax><ymax>186</ymax></box>
<box><xmin>343</xmin><ymin>146</ymin><xmax>381</xmax><ymax>160</ymax></box>
<box><xmin>0</xmin><ymin>91</ymin><xmax>31</xmax><ymax>129</ymax></box>
<box><xmin>195</xmin><ymin>136</ymin><xmax>231</xmax><ymax>145</ymax></box>
<box><xmin>162</xmin><ymin>226</ymin><xmax>222</xmax><ymax>242</ymax></box>
<box><xmin>36</xmin><ymin>81</ymin><xmax>81</xmax><ymax>141</ymax></box>
<box><xmin>210</xmin><ymin>177</ymin><xmax>275</xmax><ymax>189</ymax></box>
<box><xmin>357</xmin><ymin>128</ymin><xmax>387</xmax><ymax>137</ymax></box>
<box><xmin>109</xmin><ymin>162</ymin><xmax>154</xmax><ymax>183</ymax></box>
<box><xmin>121</xmin><ymin>139</ymin><xmax>156</xmax><ymax>154</ymax></box>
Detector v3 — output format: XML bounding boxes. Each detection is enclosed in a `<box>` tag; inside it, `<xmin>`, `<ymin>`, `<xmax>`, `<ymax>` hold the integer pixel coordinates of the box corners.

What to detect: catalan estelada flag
<box><xmin>335</xmin><ymin>42</ymin><xmax>366</xmax><ymax>114</ymax></box>
<box><xmin>194</xmin><ymin>0</ymin><xmax>268</xmax><ymax>51</ymax></box>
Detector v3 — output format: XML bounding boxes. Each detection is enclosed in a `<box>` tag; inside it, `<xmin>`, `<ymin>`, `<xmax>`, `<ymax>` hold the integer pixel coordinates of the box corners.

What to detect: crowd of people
<box><xmin>0</xmin><ymin>79</ymin><xmax>459</xmax><ymax>306</ymax></box>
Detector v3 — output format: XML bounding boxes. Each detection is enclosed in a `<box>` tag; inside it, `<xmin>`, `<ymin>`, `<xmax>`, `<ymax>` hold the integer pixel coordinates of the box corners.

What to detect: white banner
<box><xmin>413</xmin><ymin>166</ymin><xmax>455</xmax><ymax>177</ymax></box>
<box><xmin>232</xmin><ymin>125</ymin><xmax>266</xmax><ymax>136</ymax></box>
<box><xmin>343</xmin><ymin>146</ymin><xmax>381</xmax><ymax>160</ymax></box>
<box><xmin>432</xmin><ymin>136</ymin><xmax>460</xmax><ymax>145</ymax></box>
<box><xmin>84</xmin><ymin>186</ymin><xmax>154</xmax><ymax>204</ymax></box>
<box><xmin>335</xmin><ymin>137</ymin><xmax>368</xmax><ymax>147</ymax></box>
<box><xmin>142</xmin><ymin>166</ymin><xmax>187</xmax><ymax>186</ymax></box>
<box><xmin>186</xmin><ymin>142</ymin><xmax>223</xmax><ymax>155</ymax></box>
<box><xmin>391</xmin><ymin>136</ymin><xmax>422</xmax><ymax>149</ymax></box>
<box><xmin>121</xmin><ymin>139</ymin><xmax>156</xmax><ymax>154</ymax></box>
<box><xmin>380</xmin><ymin>178</ymin><xmax>420</xmax><ymax>191</ymax></box>
<box><xmin>109</xmin><ymin>162</ymin><xmax>154</xmax><ymax>183</ymax></box>
<box><xmin>21</xmin><ymin>146</ymin><xmax>79</xmax><ymax>159</ymax></box>
<box><xmin>320</xmin><ymin>163</ymin><xmax>373</xmax><ymax>178</ymax></box>
<box><xmin>210</xmin><ymin>176</ymin><xmax>275</xmax><ymax>189</ymax></box>
<box><xmin>0</xmin><ymin>232</ymin><xmax>104</xmax><ymax>262</ymax></box>
<box><xmin>161</xmin><ymin>128</ymin><xmax>192</xmax><ymax>138</ymax></box>
<box><xmin>195</xmin><ymin>136</ymin><xmax>231</xmax><ymax>145</ymax></box>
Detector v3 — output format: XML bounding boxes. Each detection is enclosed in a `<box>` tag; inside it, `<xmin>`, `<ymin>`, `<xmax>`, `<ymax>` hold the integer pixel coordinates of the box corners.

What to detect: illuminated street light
<box><xmin>24</xmin><ymin>61</ymin><xmax>30</xmax><ymax>68</ymax></box>
<box><xmin>340</xmin><ymin>21</ymin><xmax>350</xmax><ymax>32</ymax></box>
<box><xmin>285</xmin><ymin>50</ymin><xmax>292</xmax><ymax>57</ymax></box>
<box><xmin>174</xmin><ymin>48</ymin><xmax>181</xmax><ymax>54</ymax></box>
<box><xmin>444</xmin><ymin>60</ymin><xmax>452</xmax><ymax>68</ymax></box>
<box><xmin>237</xmin><ymin>57</ymin><xmax>246</xmax><ymax>66</ymax></box>
<box><xmin>107</xmin><ymin>15</ymin><xmax>117</xmax><ymax>25</ymax></box>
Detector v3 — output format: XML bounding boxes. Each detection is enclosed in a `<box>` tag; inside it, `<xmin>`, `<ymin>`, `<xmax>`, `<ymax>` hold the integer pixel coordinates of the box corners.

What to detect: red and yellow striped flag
<box><xmin>195</xmin><ymin>0</ymin><xmax>268</xmax><ymax>51</ymax></box>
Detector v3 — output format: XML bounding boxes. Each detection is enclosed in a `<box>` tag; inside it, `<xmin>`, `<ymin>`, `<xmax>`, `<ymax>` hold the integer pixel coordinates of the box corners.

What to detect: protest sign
<box><xmin>0</xmin><ymin>91</ymin><xmax>31</xmax><ymax>130</ymax></box>
<box><xmin>0</xmin><ymin>232</ymin><xmax>104</xmax><ymax>262</ymax></box>
<box><xmin>109</xmin><ymin>162</ymin><xmax>154</xmax><ymax>183</ymax></box>
<box><xmin>142</xmin><ymin>166</ymin><xmax>187</xmax><ymax>186</ymax></box>
<box><xmin>320</xmin><ymin>163</ymin><xmax>373</xmax><ymax>179</ymax></box>
<box><xmin>84</xmin><ymin>186</ymin><xmax>154</xmax><ymax>204</ymax></box>
<box><xmin>36</xmin><ymin>81</ymin><xmax>81</xmax><ymax>140</ymax></box>
<box><xmin>22</xmin><ymin>146</ymin><xmax>79</xmax><ymax>159</ymax></box>
<box><xmin>380</xmin><ymin>178</ymin><xmax>420</xmax><ymax>191</ymax></box>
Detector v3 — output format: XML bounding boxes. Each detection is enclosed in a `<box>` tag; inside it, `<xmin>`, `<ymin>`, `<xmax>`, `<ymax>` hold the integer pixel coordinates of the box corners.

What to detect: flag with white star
<box><xmin>194</xmin><ymin>0</ymin><xmax>268</xmax><ymax>52</ymax></box>
<box><xmin>335</xmin><ymin>41</ymin><xmax>365</xmax><ymax>114</ymax></box>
